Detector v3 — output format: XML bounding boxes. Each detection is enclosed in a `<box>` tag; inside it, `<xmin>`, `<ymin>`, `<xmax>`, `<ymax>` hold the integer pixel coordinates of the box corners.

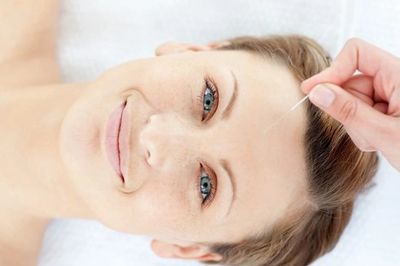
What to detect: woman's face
<box><xmin>59</xmin><ymin>42</ymin><xmax>309</xmax><ymax>259</ymax></box>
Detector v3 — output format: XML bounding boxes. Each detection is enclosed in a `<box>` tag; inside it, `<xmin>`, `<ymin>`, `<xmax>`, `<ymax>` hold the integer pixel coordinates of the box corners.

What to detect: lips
<box><xmin>118</xmin><ymin>100</ymin><xmax>130</xmax><ymax>181</ymax></box>
<box><xmin>105</xmin><ymin>101</ymin><xmax>127</xmax><ymax>183</ymax></box>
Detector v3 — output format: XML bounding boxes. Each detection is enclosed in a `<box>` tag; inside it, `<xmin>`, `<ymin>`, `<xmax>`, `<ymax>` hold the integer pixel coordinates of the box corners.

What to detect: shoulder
<box><xmin>0</xmin><ymin>53</ymin><xmax>61</xmax><ymax>90</ymax></box>
<box><xmin>0</xmin><ymin>244</ymin><xmax>38</xmax><ymax>266</ymax></box>
<box><xmin>0</xmin><ymin>0</ymin><xmax>61</xmax><ymax>89</ymax></box>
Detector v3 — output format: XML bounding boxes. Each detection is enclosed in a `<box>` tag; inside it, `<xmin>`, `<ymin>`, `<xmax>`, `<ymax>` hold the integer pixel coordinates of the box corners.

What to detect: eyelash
<box><xmin>196</xmin><ymin>78</ymin><xmax>219</xmax><ymax>122</ymax></box>
<box><xmin>197</xmin><ymin>162</ymin><xmax>218</xmax><ymax>208</ymax></box>
<box><xmin>195</xmin><ymin>77</ymin><xmax>219</xmax><ymax>208</ymax></box>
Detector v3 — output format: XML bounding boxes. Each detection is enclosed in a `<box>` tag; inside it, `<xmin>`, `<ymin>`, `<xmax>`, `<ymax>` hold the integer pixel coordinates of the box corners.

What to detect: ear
<box><xmin>150</xmin><ymin>239</ymin><xmax>223</xmax><ymax>262</ymax></box>
<box><xmin>155</xmin><ymin>41</ymin><xmax>231</xmax><ymax>56</ymax></box>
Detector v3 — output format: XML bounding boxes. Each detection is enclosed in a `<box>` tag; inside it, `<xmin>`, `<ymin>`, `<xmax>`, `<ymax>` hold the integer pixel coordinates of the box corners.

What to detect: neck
<box><xmin>0</xmin><ymin>83</ymin><xmax>95</xmax><ymax>259</ymax></box>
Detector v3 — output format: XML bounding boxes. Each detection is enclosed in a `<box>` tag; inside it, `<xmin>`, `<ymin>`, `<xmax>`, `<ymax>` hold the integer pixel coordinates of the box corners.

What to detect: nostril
<box><xmin>146</xmin><ymin>113</ymin><xmax>159</xmax><ymax>125</ymax></box>
<box><xmin>144</xmin><ymin>149</ymin><xmax>151</xmax><ymax>166</ymax></box>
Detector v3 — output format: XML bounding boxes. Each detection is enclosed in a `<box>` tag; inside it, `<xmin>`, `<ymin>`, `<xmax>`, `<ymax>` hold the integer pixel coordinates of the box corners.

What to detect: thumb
<box><xmin>308</xmin><ymin>83</ymin><xmax>395</xmax><ymax>151</ymax></box>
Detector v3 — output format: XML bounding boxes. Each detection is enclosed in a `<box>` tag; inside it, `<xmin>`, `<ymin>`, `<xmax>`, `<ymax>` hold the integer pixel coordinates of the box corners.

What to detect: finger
<box><xmin>308</xmin><ymin>82</ymin><xmax>397</xmax><ymax>152</ymax></box>
<box><xmin>341</xmin><ymin>74</ymin><xmax>374</xmax><ymax>105</ymax></box>
<box><xmin>373</xmin><ymin>102</ymin><xmax>388</xmax><ymax>114</ymax></box>
<box><xmin>339</xmin><ymin>74</ymin><xmax>390</xmax><ymax>107</ymax></box>
<box><xmin>344</xmin><ymin>127</ymin><xmax>377</xmax><ymax>152</ymax></box>
<box><xmin>388</xmin><ymin>87</ymin><xmax>400</xmax><ymax>116</ymax></box>
<box><xmin>301</xmin><ymin>38</ymin><xmax>397</xmax><ymax>93</ymax></box>
<box><xmin>342</xmin><ymin>75</ymin><xmax>390</xmax><ymax>103</ymax></box>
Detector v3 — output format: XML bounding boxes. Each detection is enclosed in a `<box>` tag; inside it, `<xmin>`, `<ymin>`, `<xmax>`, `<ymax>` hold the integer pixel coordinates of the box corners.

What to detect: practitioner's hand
<box><xmin>301</xmin><ymin>38</ymin><xmax>400</xmax><ymax>171</ymax></box>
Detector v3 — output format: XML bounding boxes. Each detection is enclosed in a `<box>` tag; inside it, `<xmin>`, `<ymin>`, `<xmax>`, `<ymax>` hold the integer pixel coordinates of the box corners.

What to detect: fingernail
<box><xmin>309</xmin><ymin>85</ymin><xmax>335</xmax><ymax>108</ymax></box>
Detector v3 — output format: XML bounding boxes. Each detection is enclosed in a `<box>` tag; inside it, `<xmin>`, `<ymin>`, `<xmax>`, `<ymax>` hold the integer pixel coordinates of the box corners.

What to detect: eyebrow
<box><xmin>220</xmin><ymin>158</ymin><xmax>237</xmax><ymax>218</ymax></box>
<box><xmin>219</xmin><ymin>70</ymin><xmax>239</xmax><ymax>218</ymax></box>
<box><xmin>221</xmin><ymin>70</ymin><xmax>238</xmax><ymax>120</ymax></box>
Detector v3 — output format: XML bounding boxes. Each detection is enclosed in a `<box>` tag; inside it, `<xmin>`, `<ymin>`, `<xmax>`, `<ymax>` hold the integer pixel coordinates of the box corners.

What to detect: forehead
<box><xmin>208</xmin><ymin>51</ymin><xmax>309</xmax><ymax>236</ymax></box>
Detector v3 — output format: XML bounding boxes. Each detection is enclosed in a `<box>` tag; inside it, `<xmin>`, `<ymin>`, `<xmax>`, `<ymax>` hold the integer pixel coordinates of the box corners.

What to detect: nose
<box><xmin>139</xmin><ymin>112</ymin><xmax>200</xmax><ymax>170</ymax></box>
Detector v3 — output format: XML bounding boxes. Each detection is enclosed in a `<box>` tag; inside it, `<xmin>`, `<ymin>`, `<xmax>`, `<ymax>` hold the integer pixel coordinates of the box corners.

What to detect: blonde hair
<box><xmin>200</xmin><ymin>35</ymin><xmax>379</xmax><ymax>266</ymax></box>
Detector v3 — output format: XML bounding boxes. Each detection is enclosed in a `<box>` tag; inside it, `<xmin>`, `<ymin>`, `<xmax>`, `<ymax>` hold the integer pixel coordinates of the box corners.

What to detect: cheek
<box><xmin>124</xmin><ymin>179</ymin><xmax>196</xmax><ymax>237</ymax></box>
<box><xmin>144</xmin><ymin>83</ymin><xmax>194</xmax><ymax>116</ymax></box>
<box><xmin>134</xmin><ymin>62</ymin><xmax>199</xmax><ymax>116</ymax></box>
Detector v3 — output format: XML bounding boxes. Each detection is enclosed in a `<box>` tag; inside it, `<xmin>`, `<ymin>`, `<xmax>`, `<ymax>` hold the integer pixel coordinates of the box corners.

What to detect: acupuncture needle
<box><xmin>262</xmin><ymin>95</ymin><xmax>310</xmax><ymax>135</ymax></box>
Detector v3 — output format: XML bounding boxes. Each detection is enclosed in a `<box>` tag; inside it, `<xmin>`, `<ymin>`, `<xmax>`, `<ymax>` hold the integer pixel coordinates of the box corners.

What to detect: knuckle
<box><xmin>338</xmin><ymin>100</ymin><xmax>358</xmax><ymax>124</ymax></box>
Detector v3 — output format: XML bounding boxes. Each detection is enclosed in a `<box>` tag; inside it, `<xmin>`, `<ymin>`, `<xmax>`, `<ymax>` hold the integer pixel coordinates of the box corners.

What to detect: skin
<box><xmin>0</xmin><ymin>1</ymin><xmax>310</xmax><ymax>265</ymax></box>
<box><xmin>301</xmin><ymin>38</ymin><xmax>400</xmax><ymax>171</ymax></box>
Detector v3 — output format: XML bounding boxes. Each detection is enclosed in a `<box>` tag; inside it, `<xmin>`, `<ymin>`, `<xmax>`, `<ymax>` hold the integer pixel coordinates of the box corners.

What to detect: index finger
<box><xmin>301</xmin><ymin>38</ymin><xmax>398</xmax><ymax>93</ymax></box>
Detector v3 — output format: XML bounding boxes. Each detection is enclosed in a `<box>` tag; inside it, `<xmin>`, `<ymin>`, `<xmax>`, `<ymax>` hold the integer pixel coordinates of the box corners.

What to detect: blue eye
<box><xmin>198</xmin><ymin>162</ymin><xmax>217</xmax><ymax>207</ymax></box>
<box><xmin>195</xmin><ymin>79</ymin><xmax>219</xmax><ymax>207</ymax></box>
<box><xmin>197</xmin><ymin>79</ymin><xmax>219</xmax><ymax>121</ymax></box>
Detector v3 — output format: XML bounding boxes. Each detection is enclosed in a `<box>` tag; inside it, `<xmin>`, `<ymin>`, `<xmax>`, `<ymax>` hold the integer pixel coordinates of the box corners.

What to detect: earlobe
<box><xmin>154</xmin><ymin>41</ymin><xmax>231</xmax><ymax>56</ymax></box>
<box><xmin>150</xmin><ymin>239</ymin><xmax>223</xmax><ymax>262</ymax></box>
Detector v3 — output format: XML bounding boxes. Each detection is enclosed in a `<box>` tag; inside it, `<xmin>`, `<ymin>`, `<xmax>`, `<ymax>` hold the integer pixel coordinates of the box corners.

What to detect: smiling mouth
<box><xmin>105</xmin><ymin>100</ymin><xmax>127</xmax><ymax>185</ymax></box>
<box><xmin>117</xmin><ymin>101</ymin><xmax>128</xmax><ymax>183</ymax></box>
